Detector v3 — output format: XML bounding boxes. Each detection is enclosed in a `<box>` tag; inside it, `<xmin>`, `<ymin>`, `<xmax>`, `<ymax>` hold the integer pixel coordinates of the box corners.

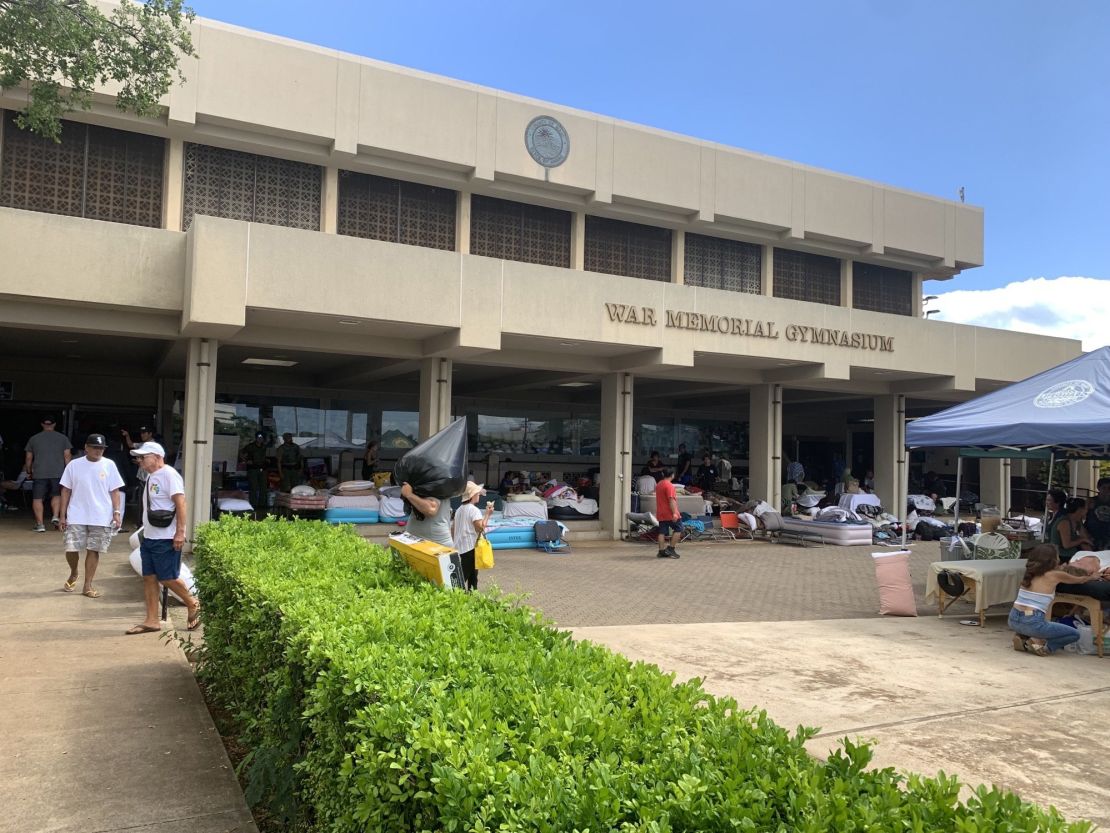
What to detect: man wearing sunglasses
<box><xmin>58</xmin><ymin>434</ymin><xmax>125</xmax><ymax>597</ymax></box>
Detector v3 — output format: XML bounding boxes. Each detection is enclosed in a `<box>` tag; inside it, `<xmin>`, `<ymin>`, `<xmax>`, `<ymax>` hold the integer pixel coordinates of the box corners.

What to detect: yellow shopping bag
<box><xmin>475</xmin><ymin>534</ymin><xmax>494</xmax><ymax>570</ymax></box>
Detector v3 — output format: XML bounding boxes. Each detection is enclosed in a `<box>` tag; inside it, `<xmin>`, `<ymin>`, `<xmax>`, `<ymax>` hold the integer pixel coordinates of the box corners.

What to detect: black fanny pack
<box><xmin>144</xmin><ymin>487</ymin><xmax>176</xmax><ymax>528</ymax></box>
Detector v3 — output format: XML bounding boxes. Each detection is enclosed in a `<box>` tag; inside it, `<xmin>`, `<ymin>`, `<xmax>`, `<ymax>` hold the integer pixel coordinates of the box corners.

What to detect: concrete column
<box><xmin>456</xmin><ymin>192</ymin><xmax>471</xmax><ymax>254</ymax></box>
<box><xmin>761</xmin><ymin>244</ymin><xmax>774</xmax><ymax>296</ymax></box>
<box><xmin>671</xmin><ymin>229</ymin><xmax>685</xmax><ymax>284</ymax></box>
<box><xmin>874</xmin><ymin>394</ymin><xmax>907</xmax><ymax>517</ymax></box>
<box><xmin>418</xmin><ymin>357</ymin><xmax>453</xmax><ymax>441</ymax></box>
<box><xmin>841</xmin><ymin>259</ymin><xmax>853</xmax><ymax>308</ymax></box>
<box><xmin>979</xmin><ymin>458</ymin><xmax>1011</xmax><ymax>512</ymax></box>
<box><xmin>911</xmin><ymin>273</ymin><xmax>924</xmax><ymax>318</ymax></box>
<box><xmin>748</xmin><ymin>384</ymin><xmax>783</xmax><ymax>507</ymax></box>
<box><xmin>182</xmin><ymin>337</ymin><xmax>217</xmax><ymax>549</ymax></box>
<box><xmin>600</xmin><ymin>372</ymin><xmax>633</xmax><ymax>540</ymax></box>
<box><xmin>162</xmin><ymin>138</ymin><xmax>184</xmax><ymax>232</ymax></box>
<box><xmin>570</xmin><ymin>211</ymin><xmax>585</xmax><ymax>270</ymax></box>
<box><xmin>1075</xmin><ymin>459</ymin><xmax>1099</xmax><ymax>498</ymax></box>
<box><xmin>321</xmin><ymin>165</ymin><xmax>339</xmax><ymax>233</ymax></box>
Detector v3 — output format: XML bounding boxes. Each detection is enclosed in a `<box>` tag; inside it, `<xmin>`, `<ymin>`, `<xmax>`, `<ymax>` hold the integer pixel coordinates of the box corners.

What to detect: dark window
<box><xmin>772</xmin><ymin>248</ymin><xmax>841</xmax><ymax>305</ymax></box>
<box><xmin>337</xmin><ymin>171</ymin><xmax>455</xmax><ymax>251</ymax></box>
<box><xmin>183</xmin><ymin>143</ymin><xmax>321</xmax><ymax>231</ymax></box>
<box><xmin>853</xmin><ymin>262</ymin><xmax>913</xmax><ymax>316</ymax></box>
<box><xmin>470</xmin><ymin>194</ymin><xmax>571</xmax><ymax>267</ymax></box>
<box><xmin>584</xmin><ymin>216</ymin><xmax>671</xmax><ymax>281</ymax></box>
<box><xmin>0</xmin><ymin>111</ymin><xmax>164</xmax><ymax>227</ymax></box>
<box><xmin>684</xmin><ymin>233</ymin><xmax>762</xmax><ymax>294</ymax></box>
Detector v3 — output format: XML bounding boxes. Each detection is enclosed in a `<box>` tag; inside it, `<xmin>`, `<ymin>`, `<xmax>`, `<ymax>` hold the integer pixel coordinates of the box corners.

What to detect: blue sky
<box><xmin>187</xmin><ymin>0</ymin><xmax>1109</xmax><ymax>335</ymax></box>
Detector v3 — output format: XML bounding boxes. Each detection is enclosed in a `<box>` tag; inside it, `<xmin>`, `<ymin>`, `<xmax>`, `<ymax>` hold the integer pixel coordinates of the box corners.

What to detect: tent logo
<box><xmin>1033</xmin><ymin>379</ymin><xmax>1093</xmax><ymax>409</ymax></box>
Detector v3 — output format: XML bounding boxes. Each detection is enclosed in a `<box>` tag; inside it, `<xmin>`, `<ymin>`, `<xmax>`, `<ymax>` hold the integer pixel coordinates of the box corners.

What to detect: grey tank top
<box><xmin>406</xmin><ymin>499</ymin><xmax>454</xmax><ymax>547</ymax></box>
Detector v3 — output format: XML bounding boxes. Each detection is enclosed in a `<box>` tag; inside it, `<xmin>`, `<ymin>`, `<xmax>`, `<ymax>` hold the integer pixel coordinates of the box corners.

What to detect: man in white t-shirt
<box><xmin>124</xmin><ymin>442</ymin><xmax>200</xmax><ymax>635</ymax></box>
<box><xmin>59</xmin><ymin>434</ymin><xmax>125</xmax><ymax>597</ymax></box>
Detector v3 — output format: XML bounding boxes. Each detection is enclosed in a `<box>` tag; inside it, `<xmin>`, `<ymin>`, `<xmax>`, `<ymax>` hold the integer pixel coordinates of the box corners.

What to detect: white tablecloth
<box><xmin>839</xmin><ymin>493</ymin><xmax>881</xmax><ymax>512</ymax></box>
<box><xmin>925</xmin><ymin>558</ymin><xmax>1026</xmax><ymax>612</ymax></box>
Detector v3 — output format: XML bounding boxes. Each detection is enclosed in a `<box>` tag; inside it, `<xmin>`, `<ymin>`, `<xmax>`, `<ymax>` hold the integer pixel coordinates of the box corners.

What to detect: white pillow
<box><xmin>337</xmin><ymin>480</ymin><xmax>375</xmax><ymax>491</ymax></box>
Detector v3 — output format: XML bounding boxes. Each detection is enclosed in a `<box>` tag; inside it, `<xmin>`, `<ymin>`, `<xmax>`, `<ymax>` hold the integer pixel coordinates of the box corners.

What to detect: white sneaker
<box><xmin>51</xmin><ymin>517</ymin><xmax>61</xmax><ymax>529</ymax></box>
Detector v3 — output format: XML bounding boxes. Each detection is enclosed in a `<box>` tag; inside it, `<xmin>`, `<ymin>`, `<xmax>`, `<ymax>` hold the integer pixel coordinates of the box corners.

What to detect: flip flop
<box><xmin>63</xmin><ymin>578</ymin><xmax>78</xmax><ymax>592</ymax></box>
<box><xmin>124</xmin><ymin>624</ymin><xmax>160</xmax><ymax>635</ymax></box>
<box><xmin>83</xmin><ymin>588</ymin><xmax>102</xmax><ymax>598</ymax></box>
<box><xmin>186</xmin><ymin>608</ymin><xmax>202</xmax><ymax>631</ymax></box>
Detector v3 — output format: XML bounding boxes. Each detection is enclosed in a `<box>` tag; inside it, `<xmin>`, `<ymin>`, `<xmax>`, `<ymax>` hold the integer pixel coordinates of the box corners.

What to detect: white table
<box><xmin>838</xmin><ymin>493</ymin><xmax>881</xmax><ymax>512</ymax></box>
<box><xmin>925</xmin><ymin>558</ymin><xmax>1026</xmax><ymax>626</ymax></box>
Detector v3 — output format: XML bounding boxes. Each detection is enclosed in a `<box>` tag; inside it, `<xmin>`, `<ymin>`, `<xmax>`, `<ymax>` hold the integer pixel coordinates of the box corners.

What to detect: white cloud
<box><xmin>928</xmin><ymin>276</ymin><xmax>1110</xmax><ymax>351</ymax></box>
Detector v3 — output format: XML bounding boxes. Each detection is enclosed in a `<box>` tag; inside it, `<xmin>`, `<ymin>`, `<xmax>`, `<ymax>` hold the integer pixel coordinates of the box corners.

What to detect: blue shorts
<box><xmin>140</xmin><ymin>538</ymin><xmax>181</xmax><ymax>581</ymax></box>
<box><xmin>658</xmin><ymin>519</ymin><xmax>684</xmax><ymax>536</ymax></box>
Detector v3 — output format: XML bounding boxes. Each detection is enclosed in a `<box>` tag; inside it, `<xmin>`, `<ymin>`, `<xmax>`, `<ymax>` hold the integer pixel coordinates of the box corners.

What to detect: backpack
<box><xmin>534</xmin><ymin>520</ymin><xmax>568</xmax><ymax>553</ymax></box>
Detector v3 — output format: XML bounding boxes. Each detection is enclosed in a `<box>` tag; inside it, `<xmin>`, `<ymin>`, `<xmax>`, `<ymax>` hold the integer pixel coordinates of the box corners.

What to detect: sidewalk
<box><xmin>0</xmin><ymin>517</ymin><xmax>256</xmax><ymax>833</ymax></box>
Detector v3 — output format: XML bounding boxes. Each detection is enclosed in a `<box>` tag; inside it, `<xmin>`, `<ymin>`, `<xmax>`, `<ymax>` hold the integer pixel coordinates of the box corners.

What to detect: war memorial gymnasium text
<box><xmin>605</xmin><ymin>303</ymin><xmax>895</xmax><ymax>352</ymax></box>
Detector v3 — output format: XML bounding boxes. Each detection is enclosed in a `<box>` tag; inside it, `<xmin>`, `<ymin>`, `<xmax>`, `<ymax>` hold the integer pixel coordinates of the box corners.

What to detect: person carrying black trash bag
<box><xmin>396</xmin><ymin>418</ymin><xmax>469</xmax><ymax>547</ymax></box>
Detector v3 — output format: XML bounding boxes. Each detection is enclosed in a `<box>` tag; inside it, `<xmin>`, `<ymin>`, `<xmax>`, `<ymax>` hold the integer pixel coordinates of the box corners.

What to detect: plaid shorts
<box><xmin>63</xmin><ymin>524</ymin><xmax>115</xmax><ymax>553</ymax></box>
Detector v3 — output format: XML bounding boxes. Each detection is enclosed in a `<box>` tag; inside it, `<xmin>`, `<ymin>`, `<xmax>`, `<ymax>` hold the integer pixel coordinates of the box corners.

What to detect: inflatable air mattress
<box><xmin>781</xmin><ymin>517</ymin><xmax>872</xmax><ymax>546</ymax></box>
<box><xmin>324</xmin><ymin>507</ymin><xmax>379</xmax><ymax>524</ymax></box>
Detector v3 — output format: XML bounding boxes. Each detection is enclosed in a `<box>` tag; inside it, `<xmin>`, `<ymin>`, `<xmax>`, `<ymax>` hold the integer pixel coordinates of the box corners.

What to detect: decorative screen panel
<box><xmin>584</xmin><ymin>216</ymin><xmax>671</xmax><ymax>282</ymax></box>
<box><xmin>853</xmin><ymin>262</ymin><xmax>913</xmax><ymax>316</ymax></box>
<box><xmin>685</xmin><ymin>233</ymin><xmax>761</xmax><ymax>294</ymax></box>
<box><xmin>83</xmin><ymin>124</ymin><xmax>164</xmax><ymax>227</ymax></box>
<box><xmin>772</xmin><ymin>248</ymin><xmax>841</xmax><ymax>305</ymax></box>
<box><xmin>183</xmin><ymin>143</ymin><xmax>321</xmax><ymax>231</ymax></box>
<box><xmin>1</xmin><ymin>113</ymin><xmax>163</xmax><ymax>226</ymax></box>
<box><xmin>471</xmin><ymin>194</ymin><xmax>570</xmax><ymax>267</ymax></box>
<box><xmin>337</xmin><ymin>171</ymin><xmax>454</xmax><ymax>251</ymax></box>
<box><xmin>397</xmin><ymin>180</ymin><xmax>455</xmax><ymax>251</ymax></box>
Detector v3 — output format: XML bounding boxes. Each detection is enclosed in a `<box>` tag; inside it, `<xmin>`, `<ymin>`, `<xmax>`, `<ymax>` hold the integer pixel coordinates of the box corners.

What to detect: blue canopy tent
<box><xmin>905</xmin><ymin>346</ymin><xmax>1110</xmax><ymax>535</ymax></box>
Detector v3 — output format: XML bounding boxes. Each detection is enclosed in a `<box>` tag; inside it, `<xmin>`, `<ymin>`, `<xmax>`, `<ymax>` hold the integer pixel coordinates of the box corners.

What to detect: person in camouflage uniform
<box><xmin>278</xmin><ymin>432</ymin><xmax>303</xmax><ymax>492</ymax></box>
<box><xmin>240</xmin><ymin>432</ymin><xmax>269</xmax><ymax>516</ymax></box>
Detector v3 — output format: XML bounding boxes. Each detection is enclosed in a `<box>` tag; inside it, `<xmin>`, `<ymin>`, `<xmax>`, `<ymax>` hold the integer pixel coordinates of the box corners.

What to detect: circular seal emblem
<box><xmin>1033</xmin><ymin>379</ymin><xmax>1094</xmax><ymax>409</ymax></box>
<box><xmin>525</xmin><ymin>116</ymin><xmax>570</xmax><ymax>168</ymax></box>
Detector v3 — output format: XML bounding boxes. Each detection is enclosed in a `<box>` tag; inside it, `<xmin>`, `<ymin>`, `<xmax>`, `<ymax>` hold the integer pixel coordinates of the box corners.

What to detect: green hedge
<box><xmin>195</xmin><ymin>517</ymin><xmax>1089</xmax><ymax>833</ymax></box>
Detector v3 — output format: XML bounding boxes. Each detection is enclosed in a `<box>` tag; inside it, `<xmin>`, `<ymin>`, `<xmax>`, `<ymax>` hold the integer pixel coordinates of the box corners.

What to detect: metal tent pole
<box><xmin>953</xmin><ymin>456</ymin><xmax>962</xmax><ymax>528</ymax></box>
<box><xmin>1042</xmin><ymin>451</ymin><xmax>1056</xmax><ymax>542</ymax></box>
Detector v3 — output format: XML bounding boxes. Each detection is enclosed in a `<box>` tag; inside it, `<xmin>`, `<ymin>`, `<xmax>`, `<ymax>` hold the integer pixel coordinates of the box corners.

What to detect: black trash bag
<box><xmin>394</xmin><ymin>417</ymin><xmax>469</xmax><ymax>501</ymax></box>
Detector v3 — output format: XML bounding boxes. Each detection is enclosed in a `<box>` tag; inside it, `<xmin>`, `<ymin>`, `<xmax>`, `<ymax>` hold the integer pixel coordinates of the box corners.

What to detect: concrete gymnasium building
<box><xmin>0</xmin><ymin>12</ymin><xmax>1083</xmax><ymax>539</ymax></box>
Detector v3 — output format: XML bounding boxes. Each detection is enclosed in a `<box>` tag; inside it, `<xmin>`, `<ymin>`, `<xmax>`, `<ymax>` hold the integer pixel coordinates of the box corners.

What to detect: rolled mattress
<box><xmin>781</xmin><ymin>517</ymin><xmax>872</xmax><ymax>545</ymax></box>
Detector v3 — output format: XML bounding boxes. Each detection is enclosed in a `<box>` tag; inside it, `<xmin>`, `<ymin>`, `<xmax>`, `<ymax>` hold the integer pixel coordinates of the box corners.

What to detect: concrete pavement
<box><xmin>0</xmin><ymin>516</ymin><xmax>256</xmax><ymax>833</ymax></box>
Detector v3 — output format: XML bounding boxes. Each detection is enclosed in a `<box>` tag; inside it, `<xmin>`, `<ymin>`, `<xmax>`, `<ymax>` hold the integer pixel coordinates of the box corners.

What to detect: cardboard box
<box><xmin>389</xmin><ymin>533</ymin><xmax>465</xmax><ymax>590</ymax></box>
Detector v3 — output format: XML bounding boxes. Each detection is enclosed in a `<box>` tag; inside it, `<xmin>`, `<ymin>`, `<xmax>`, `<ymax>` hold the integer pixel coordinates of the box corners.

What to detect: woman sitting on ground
<box><xmin>1051</xmin><ymin>497</ymin><xmax>1094</xmax><ymax>562</ymax></box>
<box><xmin>1009</xmin><ymin>544</ymin><xmax>1094</xmax><ymax>656</ymax></box>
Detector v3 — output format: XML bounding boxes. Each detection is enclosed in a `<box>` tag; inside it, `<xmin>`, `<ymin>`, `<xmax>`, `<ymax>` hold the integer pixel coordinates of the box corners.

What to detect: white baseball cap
<box><xmin>130</xmin><ymin>441</ymin><xmax>166</xmax><ymax>458</ymax></box>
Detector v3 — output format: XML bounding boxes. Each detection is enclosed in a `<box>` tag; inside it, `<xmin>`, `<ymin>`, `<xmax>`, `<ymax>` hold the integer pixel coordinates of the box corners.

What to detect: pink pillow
<box><xmin>872</xmin><ymin>551</ymin><xmax>918</xmax><ymax>617</ymax></box>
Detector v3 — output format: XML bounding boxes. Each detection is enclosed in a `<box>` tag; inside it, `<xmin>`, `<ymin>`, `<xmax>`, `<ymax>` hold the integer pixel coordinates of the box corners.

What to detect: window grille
<box><xmin>337</xmin><ymin>171</ymin><xmax>455</xmax><ymax>251</ymax></box>
<box><xmin>584</xmin><ymin>216</ymin><xmax>671</xmax><ymax>281</ymax></box>
<box><xmin>772</xmin><ymin>248</ymin><xmax>840</xmax><ymax>305</ymax></box>
<box><xmin>853</xmin><ymin>262</ymin><xmax>913</xmax><ymax>316</ymax></box>
<box><xmin>470</xmin><ymin>194</ymin><xmax>571</xmax><ymax>267</ymax></box>
<box><xmin>0</xmin><ymin>111</ymin><xmax>164</xmax><ymax>227</ymax></box>
<box><xmin>183</xmin><ymin>143</ymin><xmax>321</xmax><ymax>231</ymax></box>
<box><xmin>684</xmin><ymin>233</ymin><xmax>761</xmax><ymax>294</ymax></box>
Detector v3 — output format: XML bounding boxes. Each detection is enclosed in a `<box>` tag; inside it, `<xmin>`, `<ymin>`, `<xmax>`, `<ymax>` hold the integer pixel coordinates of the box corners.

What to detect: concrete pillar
<box><xmin>761</xmin><ymin>244</ymin><xmax>774</xmax><ymax>296</ymax></box>
<box><xmin>841</xmin><ymin>259</ymin><xmax>853</xmax><ymax>308</ymax></box>
<box><xmin>456</xmin><ymin>192</ymin><xmax>471</xmax><ymax>254</ymax></box>
<box><xmin>1075</xmin><ymin>459</ymin><xmax>1099</xmax><ymax>498</ymax></box>
<box><xmin>873</xmin><ymin>394</ymin><xmax>907</xmax><ymax>517</ymax></box>
<box><xmin>162</xmin><ymin>138</ymin><xmax>184</xmax><ymax>232</ymax></box>
<box><xmin>600</xmin><ymin>372</ymin><xmax>633</xmax><ymax>540</ymax></box>
<box><xmin>748</xmin><ymin>384</ymin><xmax>782</xmax><ymax>507</ymax></box>
<box><xmin>979</xmin><ymin>458</ymin><xmax>1010</xmax><ymax>512</ymax></box>
<box><xmin>671</xmin><ymin>229</ymin><xmax>685</xmax><ymax>284</ymax></box>
<box><xmin>182</xmin><ymin>337</ymin><xmax>217</xmax><ymax>549</ymax></box>
<box><xmin>321</xmin><ymin>165</ymin><xmax>339</xmax><ymax>233</ymax></box>
<box><xmin>911</xmin><ymin>273</ymin><xmax>924</xmax><ymax>318</ymax></box>
<box><xmin>418</xmin><ymin>357</ymin><xmax>453</xmax><ymax>441</ymax></box>
<box><xmin>571</xmin><ymin>211</ymin><xmax>585</xmax><ymax>270</ymax></box>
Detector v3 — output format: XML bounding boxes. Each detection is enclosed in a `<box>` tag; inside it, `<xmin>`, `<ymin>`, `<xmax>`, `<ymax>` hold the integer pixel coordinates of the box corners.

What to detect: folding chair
<box><xmin>760</xmin><ymin>511</ymin><xmax>824</xmax><ymax>547</ymax></box>
<box><xmin>718</xmin><ymin>510</ymin><xmax>752</xmax><ymax>540</ymax></box>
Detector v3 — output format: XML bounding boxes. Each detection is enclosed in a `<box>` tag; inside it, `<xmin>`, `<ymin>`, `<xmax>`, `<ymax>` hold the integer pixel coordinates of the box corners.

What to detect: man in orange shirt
<box><xmin>654</xmin><ymin>468</ymin><xmax>683</xmax><ymax>559</ymax></box>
